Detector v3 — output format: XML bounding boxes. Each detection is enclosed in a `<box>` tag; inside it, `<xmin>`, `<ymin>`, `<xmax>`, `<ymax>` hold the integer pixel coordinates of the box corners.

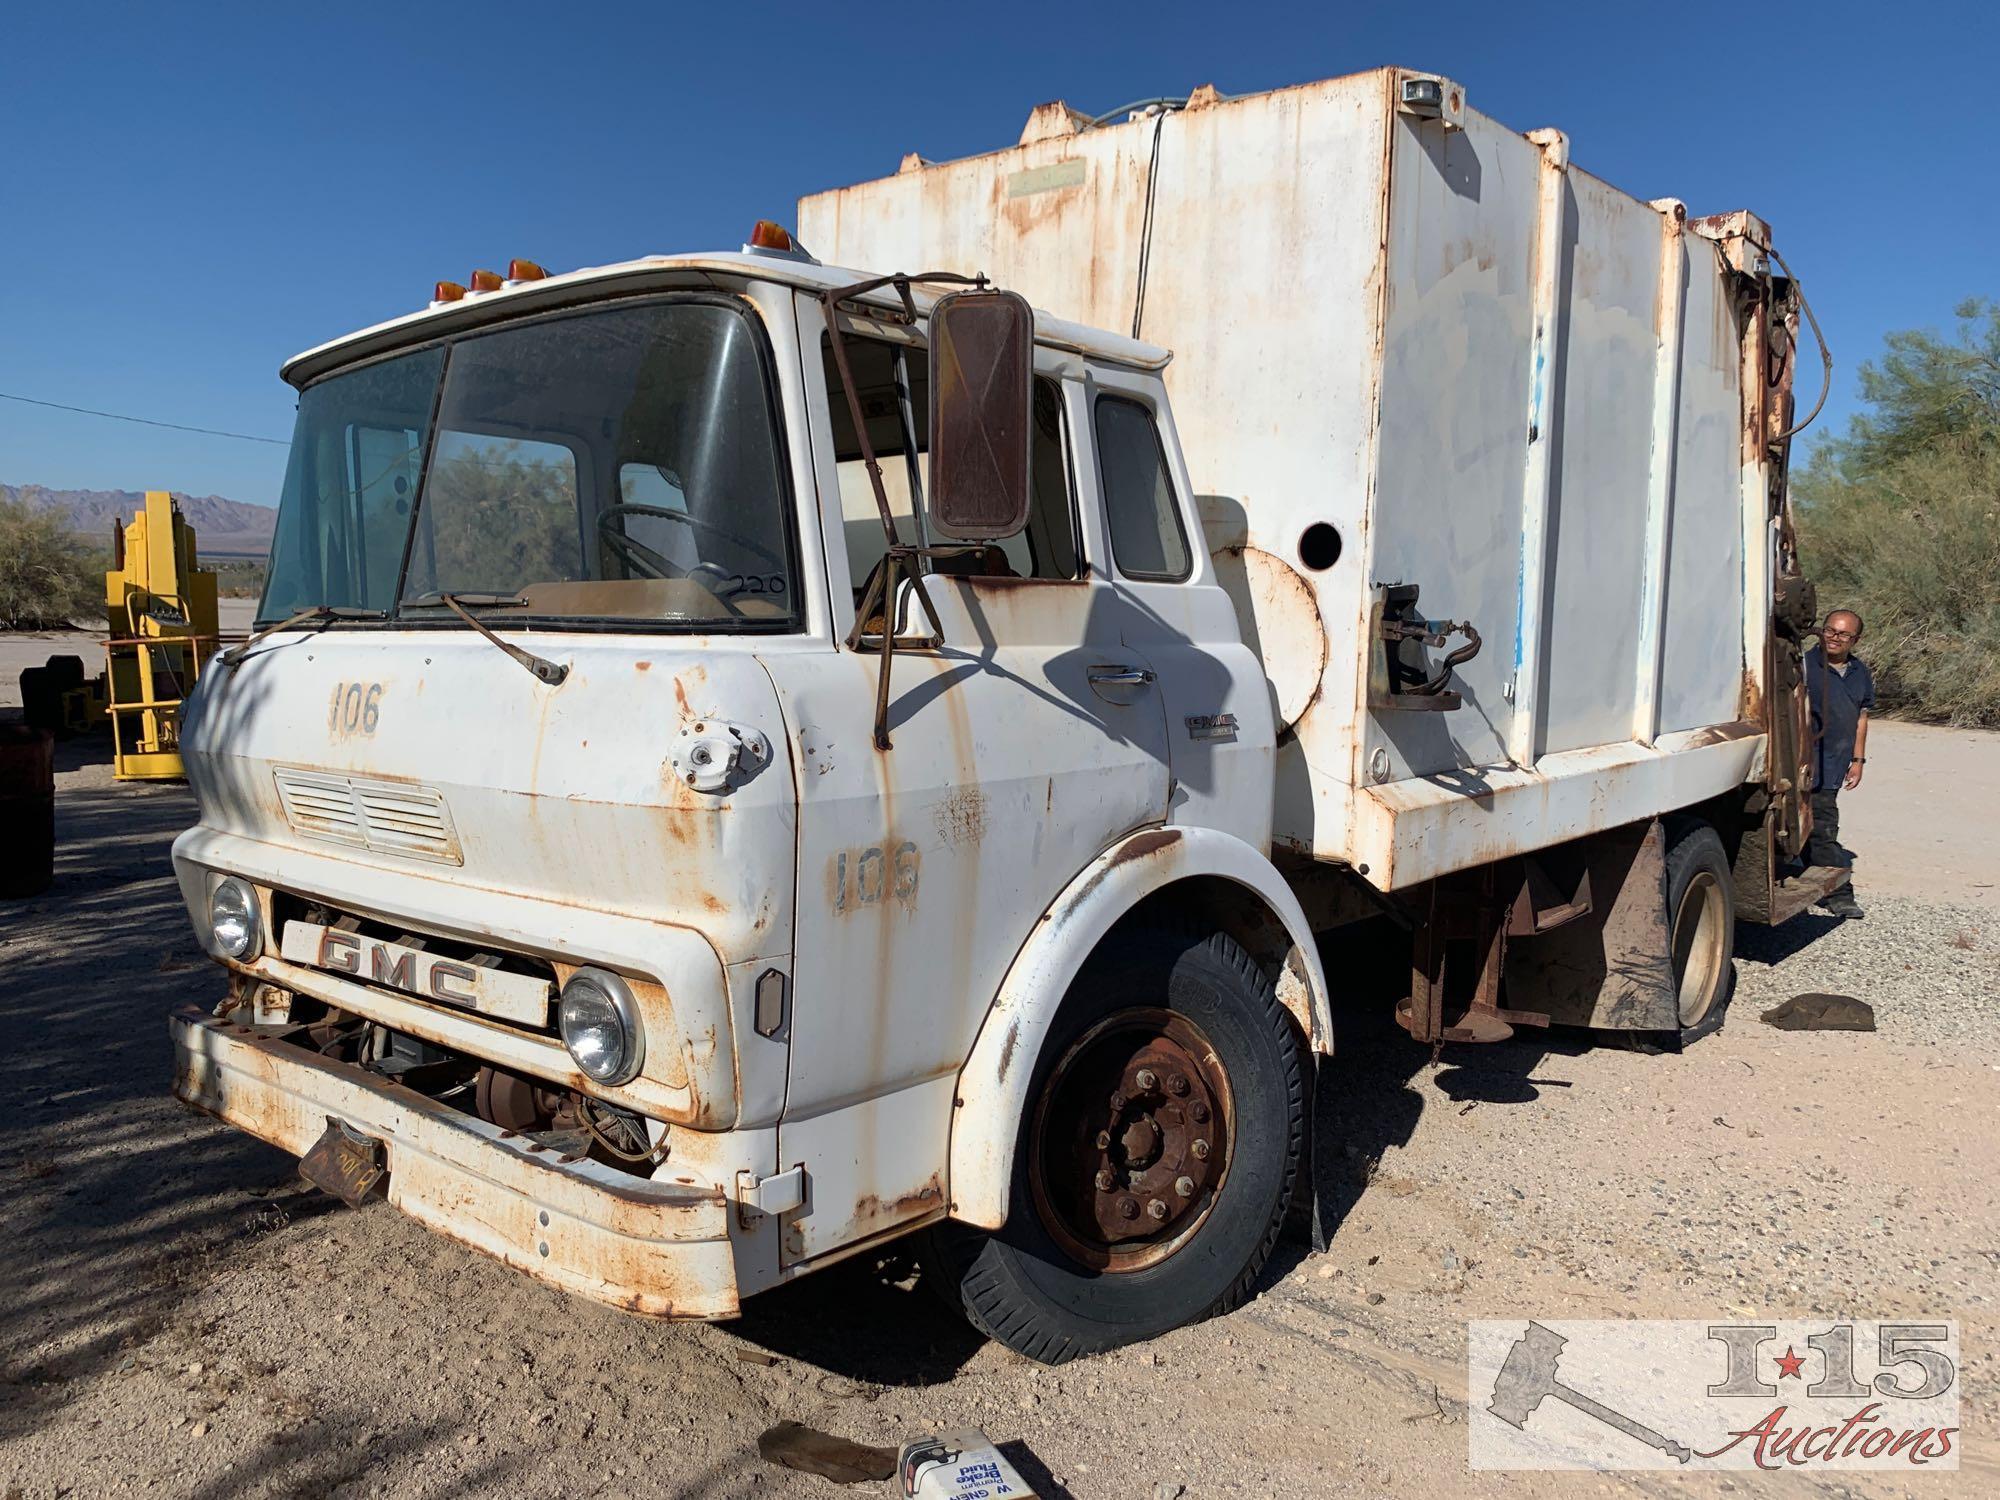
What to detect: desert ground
<box><xmin>1</xmin><ymin>642</ymin><xmax>1995</xmax><ymax>1497</ymax></box>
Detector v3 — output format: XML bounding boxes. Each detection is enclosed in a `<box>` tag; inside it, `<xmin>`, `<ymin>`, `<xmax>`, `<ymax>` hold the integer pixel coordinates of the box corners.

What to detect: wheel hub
<box><xmin>1031</xmin><ymin>1010</ymin><xmax>1233</xmax><ymax>1269</ymax></box>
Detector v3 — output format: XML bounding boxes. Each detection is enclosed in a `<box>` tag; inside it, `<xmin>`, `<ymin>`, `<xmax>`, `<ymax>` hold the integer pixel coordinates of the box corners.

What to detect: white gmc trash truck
<box><xmin>171</xmin><ymin>65</ymin><xmax>1835</xmax><ymax>1364</ymax></box>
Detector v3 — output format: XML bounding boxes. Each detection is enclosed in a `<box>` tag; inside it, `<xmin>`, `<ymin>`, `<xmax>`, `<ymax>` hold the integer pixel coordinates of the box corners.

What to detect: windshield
<box><xmin>259</xmin><ymin>296</ymin><xmax>799</xmax><ymax>629</ymax></box>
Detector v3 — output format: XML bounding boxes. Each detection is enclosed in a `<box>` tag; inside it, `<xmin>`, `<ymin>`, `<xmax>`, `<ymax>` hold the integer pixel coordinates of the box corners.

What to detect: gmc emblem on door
<box><xmin>278</xmin><ymin>920</ymin><xmax>552</xmax><ymax>1026</ymax></box>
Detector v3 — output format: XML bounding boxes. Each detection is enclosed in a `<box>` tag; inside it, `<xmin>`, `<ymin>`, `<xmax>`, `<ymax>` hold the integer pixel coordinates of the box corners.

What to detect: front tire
<box><xmin>924</xmin><ymin>925</ymin><xmax>1305</xmax><ymax>1364</ymax></box>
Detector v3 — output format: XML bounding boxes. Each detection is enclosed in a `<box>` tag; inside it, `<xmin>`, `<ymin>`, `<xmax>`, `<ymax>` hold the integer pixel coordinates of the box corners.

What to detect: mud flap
<box><xmin>1504</xmin><ymin>819</ymin><xmax>1678</xmax><ymax>1033</ymax></box>
<box><xmin>1287</xmin><ymin>1052</ymin><xmax>1344</xmax><ymax>1253</ymax></box>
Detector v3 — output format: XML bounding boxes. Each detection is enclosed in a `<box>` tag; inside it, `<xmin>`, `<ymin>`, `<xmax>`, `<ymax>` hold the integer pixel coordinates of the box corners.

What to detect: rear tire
<box><xmin>923</xmin><ymin>925</ymin><xmax>1305</xmax><ymax>1365</ymax></box>
<box><xmin>1666</xmin><ymin>821</ymin><xmax>1735</xmax><ymax>1042</ymax></box>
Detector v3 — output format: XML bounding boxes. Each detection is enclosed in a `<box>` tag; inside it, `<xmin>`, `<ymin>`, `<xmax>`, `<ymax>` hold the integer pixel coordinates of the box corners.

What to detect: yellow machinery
<box><xmin>104</xmin><ymin>491</ymin><xmax>219</xmax><ymax>779</ymax></box>
<box><xmin>22</xmin><ymin>491</ymin><xmax>222</xmax><ymax>779</ymax></box>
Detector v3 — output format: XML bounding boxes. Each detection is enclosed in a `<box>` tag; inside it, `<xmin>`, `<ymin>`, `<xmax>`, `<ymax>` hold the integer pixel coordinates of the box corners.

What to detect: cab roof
<box><xmin>280</xmin><ymin>251</ymin><xmax>1172</xmax><ymax>387</ymax></box>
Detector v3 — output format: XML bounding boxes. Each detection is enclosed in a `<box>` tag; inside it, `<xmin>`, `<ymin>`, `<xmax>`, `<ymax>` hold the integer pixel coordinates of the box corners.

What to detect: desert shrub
<box><xmin>0</xmin><ymin>497</ymin><xmax>99</xmax><ymax>629</ymax></box>
<box><xmin>1794</xmin><ymin>299</ymin><xmax>2000</xmax><ymax>725</ymax></box>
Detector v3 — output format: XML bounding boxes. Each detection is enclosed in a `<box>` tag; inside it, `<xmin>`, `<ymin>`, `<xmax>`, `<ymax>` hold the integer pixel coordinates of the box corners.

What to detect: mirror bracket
<box><xmin>822</xmin><ymin>271</ymin><xmax>998</xmax><ymax>751</ymax></box>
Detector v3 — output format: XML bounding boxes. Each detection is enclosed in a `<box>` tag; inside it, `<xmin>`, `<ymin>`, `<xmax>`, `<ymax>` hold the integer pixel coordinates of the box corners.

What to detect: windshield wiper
<box><xmin>414</xmin><ymin>591</ymin><xmax>568</xmax><ymax>687</ymax></box>
<box><xmin>404</xmin><ymin>591</ymin><xmax>528</xmax><ymax>609</ymax></box>
<box><xmin>221</xmin><ymin>604</ymin><xmax>388</xmax><ymax>665</ymax></box>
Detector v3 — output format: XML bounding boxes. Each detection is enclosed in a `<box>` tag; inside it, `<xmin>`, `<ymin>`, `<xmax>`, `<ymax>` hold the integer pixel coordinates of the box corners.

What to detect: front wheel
<box><xmin>923</xmin><ymin>926</ymin><xmax>1305</xmax><ymax>1364</ymax></box>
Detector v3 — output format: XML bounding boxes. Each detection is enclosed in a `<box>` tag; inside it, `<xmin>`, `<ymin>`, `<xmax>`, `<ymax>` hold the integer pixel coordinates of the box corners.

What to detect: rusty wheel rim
<box><xmin>1672</xmin><ymin>869</ymin><xmax>1727</xmax><ymax>1027</ymax></box>
<box><xmin>1027</xmin><ymin>1008</ymin><xmax>1233</xmax><ymax>1273</ymax></box>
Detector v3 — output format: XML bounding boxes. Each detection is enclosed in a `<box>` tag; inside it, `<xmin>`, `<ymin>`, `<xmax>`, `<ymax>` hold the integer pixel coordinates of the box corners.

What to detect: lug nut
<box><xmin>1096</xmin><ymin>1168</ymin><xmax>1117</xmax><ymax>1193</ymax></box>
<box><xmin>1095</xmin><ymin>1130</ymin><xmax>1113</xmax><ymax>1150</ymax></box>
<box><xmin>1190</xmin><ymin>1101</ymin><xmax>1210</xmax><ymax>1124</ymax></box>
<box><xmin>1191</xmin><ymin>1138</ymin><xmax>1210</xmax><ymax>1161</ymax></box>
<box><xmin>1135</xmin><ymin>1068</ymin><xmax>1158</xmax><ymax>1092</ymax></box>
<box><xmin>1175</xmin><ymin>1175</ymin><xmax>1195</xmax><ymax>1198</ymax></box>
<box><xmin>1168</xmin><ymin>1074</ymin><xmax>1190</xmax><ymax>1097</ymax></box>
<box><xmin>1117</xmin><ymin>1196</ymin><xmax>1140</xmax><ymax>1221</ymax></box>
<box><xmin>1109</xmin><ymin>1091</ymin><xmax>1127</xmax><ymax>1112</ymax></box>
<box><xmin>1146</xmin><ymin>1198</ymin><xmax>1169</xmax><ymax>1221</ymax></box>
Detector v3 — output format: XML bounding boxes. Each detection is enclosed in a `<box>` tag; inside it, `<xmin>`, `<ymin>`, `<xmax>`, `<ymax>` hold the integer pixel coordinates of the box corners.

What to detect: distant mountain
<box><xmin>3</xmin><ymin>483</ymin><xmax>276</xmax><ymax>558</ymax></box>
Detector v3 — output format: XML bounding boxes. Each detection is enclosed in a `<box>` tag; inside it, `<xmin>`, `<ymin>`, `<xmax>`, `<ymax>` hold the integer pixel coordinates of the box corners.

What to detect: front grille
<box><xmin>273</xmin><ymin>767</ymin><xmax>463</xmax><ymax>865</ymax></box>
<box><xmin>268</xmin><ymin>889</ymin><xmax>557</xmax><ymax>1031</ymax></box>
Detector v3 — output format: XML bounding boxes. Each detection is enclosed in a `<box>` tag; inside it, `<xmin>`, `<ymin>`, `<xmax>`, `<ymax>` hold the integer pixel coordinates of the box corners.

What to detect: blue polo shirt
<box><xmin>1803</xmin><ymin>644</ymin><xmax>1875</xmax><ymax>792</ymax></box>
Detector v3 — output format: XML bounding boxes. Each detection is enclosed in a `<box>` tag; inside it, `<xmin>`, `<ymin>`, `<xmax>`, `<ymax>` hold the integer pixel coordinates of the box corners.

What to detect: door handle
<box><xmin>1089</xmin><ymin>665</ymin><xmax>1156</xmax><ymax>686</ymax></box>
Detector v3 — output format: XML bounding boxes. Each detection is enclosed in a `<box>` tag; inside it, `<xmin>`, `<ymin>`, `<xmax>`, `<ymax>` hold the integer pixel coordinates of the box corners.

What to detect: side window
<box><xmin>1094</xmin><ymin>394</ymin><xmax>1192</xmax><ymax>582</ymax></box>
<box><xmin>820</xmin><ymin>333</ymin><xmax>1079</xmax><ymax>597</ymax></box>
<box><xmin>261</xmin><ymin>347</ymin><xmax>442</xmax><ymax>621</ymax></box>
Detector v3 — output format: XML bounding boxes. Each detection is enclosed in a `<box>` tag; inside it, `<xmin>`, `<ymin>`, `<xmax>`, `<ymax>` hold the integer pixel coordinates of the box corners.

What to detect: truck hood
<box><xmin>179</xmin><ymin>628</ymin><xmax>796</xmax><ymax>969</ymax></box>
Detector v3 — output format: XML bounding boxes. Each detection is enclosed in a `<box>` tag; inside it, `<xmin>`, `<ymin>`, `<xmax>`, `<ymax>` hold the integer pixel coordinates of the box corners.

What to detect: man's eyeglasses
<box><xmin>1822</xmin><ymin>627</ymin><xmax>1858</xmax><ymax>640</ymax></box>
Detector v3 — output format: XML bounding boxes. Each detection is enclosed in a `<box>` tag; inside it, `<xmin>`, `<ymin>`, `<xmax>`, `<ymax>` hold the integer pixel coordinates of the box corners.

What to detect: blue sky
<box><xmin>3</xmin><ymin>0</ymin><xmax>1991</xmax><ymax>506</ymax></box>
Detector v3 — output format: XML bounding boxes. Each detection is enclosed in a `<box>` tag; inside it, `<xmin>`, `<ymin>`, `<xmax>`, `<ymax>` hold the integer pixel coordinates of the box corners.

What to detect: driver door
<box><xmin>755</xmin><ymin>299</ymin><xmax>1172</xmax><ymax>1265</ymax></box>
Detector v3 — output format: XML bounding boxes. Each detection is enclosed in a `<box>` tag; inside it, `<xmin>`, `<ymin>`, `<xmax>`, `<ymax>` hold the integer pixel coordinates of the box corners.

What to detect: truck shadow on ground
<box><xmin>0</xmin><ymin>775</ymin><xmax>356</xmax><ymax>1449</ymax></box>
<box><xmin>1278</xmin><ymin>917</ymin><xmax>1678</xmax><ymax>1276</ymax></box>
<box><xmin>1734</xmin><ymin>907</ymin><xmax>1846</xmax><ymax>965</ymax></box>
<box><xmin>727</xmin><ymin>1247</ymin><xmax>987</xmax><ymax>1384</ymax></box>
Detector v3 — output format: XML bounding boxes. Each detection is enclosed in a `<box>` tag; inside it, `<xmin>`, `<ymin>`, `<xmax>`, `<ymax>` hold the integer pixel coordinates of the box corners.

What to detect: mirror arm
<box><xmin>821</xmin><ymin>296</ymin><xmax>902</xmax><ymax>549</ymax></box>
<box><xmin>819</xmin><ymin>271</ymin><xmax>988</xmax><ymax>549</ymax></box>
<box><xmin>820</xmin><ymin>271</ymin><xmax>991</xmax><ymax>752</ymax></box>
<box><xmin>845</xmin><ymin>542</ymin><xmax>979</xmax><ymax>751</ymax></box>
<box><xmin>892</xmin><ymin>344</ymin><xmax>930</xmax><ymax>541</ymax></box>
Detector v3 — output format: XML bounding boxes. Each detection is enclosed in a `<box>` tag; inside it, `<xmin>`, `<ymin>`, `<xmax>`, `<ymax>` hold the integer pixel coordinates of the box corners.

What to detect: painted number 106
<box><xmin>834</xmin><ymin>842</ymin><xmax>919</xmax><ymax>912</ymax></box>
<box><xmin>329</xmin><ymin>681</ymin><xmax>382</xmax><ymax>737</ymax></box>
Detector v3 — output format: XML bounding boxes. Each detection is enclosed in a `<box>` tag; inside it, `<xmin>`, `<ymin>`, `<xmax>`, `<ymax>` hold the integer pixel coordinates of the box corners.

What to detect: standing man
<box><xmin>1803</xmin><ymin>609</ymin><xmax>1873</xmax><ymax>919</ymax></box>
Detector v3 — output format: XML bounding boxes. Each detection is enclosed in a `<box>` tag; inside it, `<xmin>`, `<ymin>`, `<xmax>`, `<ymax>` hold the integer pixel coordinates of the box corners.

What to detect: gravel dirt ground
<box><xmin>1</xmin><ymin>711</ymin><xmax>1995</xmax><ymax>1499</ymax></box>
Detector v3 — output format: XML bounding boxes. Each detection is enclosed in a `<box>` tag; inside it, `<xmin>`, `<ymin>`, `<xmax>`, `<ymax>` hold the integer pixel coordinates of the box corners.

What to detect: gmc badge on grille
<box><xmin>277</xmin><ymin>920</ymin><xmax>552</xmax><ymax>1026</ymax></box>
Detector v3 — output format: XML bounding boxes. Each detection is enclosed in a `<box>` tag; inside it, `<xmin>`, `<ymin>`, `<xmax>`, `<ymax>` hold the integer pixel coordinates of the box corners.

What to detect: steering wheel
<box><xmin>597</xmin><ymin>501</ymin><xmax>784</xmax><ymax>588</ymax></box>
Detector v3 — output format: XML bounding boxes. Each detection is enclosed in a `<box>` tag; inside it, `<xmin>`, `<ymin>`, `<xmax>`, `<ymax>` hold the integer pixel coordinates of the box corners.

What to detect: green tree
<box><xmin>1795</xmin><ymin>300</ymin><xmax>2000</xmax><ymax>725</ymax></box>
<box><xmin>409</xmin><ymin>438</ymin><xmax>582</xmax><ymax>596</ymax></box>
<box><xmin>0</xmin><ymin>497</ymin><xmax>100</xmax><ymax>629</ymax></box>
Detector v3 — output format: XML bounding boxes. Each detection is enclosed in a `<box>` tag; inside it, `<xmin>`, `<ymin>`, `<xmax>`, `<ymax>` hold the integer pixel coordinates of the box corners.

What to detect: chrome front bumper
<box><xmin>169</xmin><ymin>1005</ymin><xmax>740</xmax><ymax>1319</ymax></box>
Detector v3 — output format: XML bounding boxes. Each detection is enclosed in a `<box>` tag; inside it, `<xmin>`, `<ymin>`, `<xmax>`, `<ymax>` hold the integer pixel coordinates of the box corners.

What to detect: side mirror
<box><xmin>927</xmin><ymin>288</ymin><xmax>1034</xmax><ymax>539</ymax></box>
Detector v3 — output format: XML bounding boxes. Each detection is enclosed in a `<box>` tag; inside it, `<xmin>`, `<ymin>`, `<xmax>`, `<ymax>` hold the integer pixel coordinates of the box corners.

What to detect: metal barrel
<box><xmin>0</xmin><ymin>723</ymin><xmax>55</xmax><ymax>897</ymax></box>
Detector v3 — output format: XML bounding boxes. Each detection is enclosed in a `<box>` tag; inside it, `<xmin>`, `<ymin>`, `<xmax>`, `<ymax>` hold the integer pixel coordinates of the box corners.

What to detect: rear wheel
<box><xmin>1666</xmin><ymin>822</ymin><xmax>1735</xmax><ymax>1037</ymax></box>
<box><xmin>924</xmin><ymin>926</ymin><xmax>1305</xmax><ymax>1364</ymax></box>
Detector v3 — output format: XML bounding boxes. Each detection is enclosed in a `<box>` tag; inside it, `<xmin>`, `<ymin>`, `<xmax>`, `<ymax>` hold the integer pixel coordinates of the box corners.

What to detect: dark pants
<box><xmin>1805</xmin><ymin>787</ymin><xmax>1850</xmax><ymax>870</ymax></box>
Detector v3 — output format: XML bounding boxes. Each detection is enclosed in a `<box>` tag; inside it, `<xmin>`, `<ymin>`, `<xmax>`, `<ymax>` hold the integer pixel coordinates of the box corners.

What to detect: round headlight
<box><xmin>558</xmin><ymin>968</ymin><xmax>644</xmax><ymax>1086</ymax></box>
<box><xmin>209</xmin><ymin>877</ymin><xmax>261</xmax><ymax>960</ymax></box>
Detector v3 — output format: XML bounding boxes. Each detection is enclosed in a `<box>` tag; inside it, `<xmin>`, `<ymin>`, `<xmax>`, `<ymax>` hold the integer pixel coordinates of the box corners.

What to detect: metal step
<box><xmin>1767</xmin><ymin>865</ymin><xmax>1852</xmax><ymax>926</ymax></box>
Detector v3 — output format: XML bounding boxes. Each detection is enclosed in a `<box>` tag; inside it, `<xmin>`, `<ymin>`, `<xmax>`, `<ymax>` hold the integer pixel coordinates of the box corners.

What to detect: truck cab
<box><xmin>169</xmin><ymin>239</ymin><xmax>1330</xmax><ymax>1360</ymax></box>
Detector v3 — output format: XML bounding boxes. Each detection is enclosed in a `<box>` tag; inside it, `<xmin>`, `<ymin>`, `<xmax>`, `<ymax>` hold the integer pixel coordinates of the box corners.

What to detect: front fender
<box><xmin>947</xmin><ymin>825</ymin><xmax>1330</xmax><ymax>1230</ymax></box>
